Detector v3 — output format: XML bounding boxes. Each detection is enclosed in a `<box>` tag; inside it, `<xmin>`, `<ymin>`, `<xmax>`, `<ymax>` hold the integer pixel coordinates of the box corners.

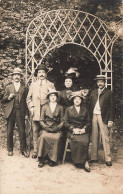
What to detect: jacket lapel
<box><xmin>47</xmin><ymin>104</ymin><xmax>54</xmax><ymax>118</ymax></box>
<box><xmin>19</xmin><ymin>84</ymin><xmax>25</xmax><ymax>102</ymax></box>
<box><xmin>10</xmin><ymin>83</ymin><xmax>15</xmax><ymax>94</ymax></box>
<box><xmin>100</xmin><ymin>88</ymin><xmax>107</xmax><ymax>96</ymax></box>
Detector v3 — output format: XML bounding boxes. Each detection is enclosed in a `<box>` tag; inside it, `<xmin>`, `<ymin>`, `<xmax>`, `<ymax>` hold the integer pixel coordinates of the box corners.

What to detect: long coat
<box><xmin>40</xmin><ymin>103</ymin><xmax>64</xmax><ymax>132</ymax></box>
<box><xmin>38</xmin><ymin>103</ymin><xmax>64</xmax><ymax>162</ymax></box>
<box><xmin>64</xmin><ymin>105</ymin><xmax>90</xmax><ymax>132</ymax></box>
<box><xmin>26</xmin><ymin>80</ymin><xmax>55</xmax><ymax>121</ymax></box>
<box><xmin>64</xmin><ymin>105</ymin><xmax>90</xmax><ymax>164</ymax></box>
<box><xmin>2</xmin><ymin>83</ymin><xmax>27</xmax><ymax>119</ymax></box>
<box><xmin>89</xmin><ymin>88</ymin><xmax>114</xmax><ymax>124</ymax></box>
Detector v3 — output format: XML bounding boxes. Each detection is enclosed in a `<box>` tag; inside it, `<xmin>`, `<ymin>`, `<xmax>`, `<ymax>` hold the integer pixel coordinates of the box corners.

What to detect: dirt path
<box><xmin>0</xmin><ymin>138</ymin><xmax>123</xmax><ymax>194</ymax></box>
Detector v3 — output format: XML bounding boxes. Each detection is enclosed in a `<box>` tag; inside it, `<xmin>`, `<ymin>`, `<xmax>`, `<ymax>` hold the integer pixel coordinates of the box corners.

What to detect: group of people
<box><xmin>2</xmin><ymin>64</ymin><xmax>114</xmax><ymax>173</ymax></box>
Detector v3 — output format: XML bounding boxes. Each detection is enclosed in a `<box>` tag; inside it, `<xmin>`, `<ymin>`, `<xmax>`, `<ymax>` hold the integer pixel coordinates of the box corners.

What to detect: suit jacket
<box><xmin>26</xmin><ymin>80</ymin><xmax>55</xmax><ymax>121</ymax></box>
<box><xmin>64</xmin><ymin>105</ymin><xmax>90</xmax><ymax>131</ymax></box>
<box><xmin>40</xmin><ymin>103</ymin><xmax>64</xmax><ymax>132</ymax></box>
<box><xmin>89</xmin><ymin>88</ymin><xmax>114</xmax><ymax>124</ymax></box>
<box><xmin>2</xmin><ymin>83</ymin><xmax>27</xmax><ymax>119</ymax></box>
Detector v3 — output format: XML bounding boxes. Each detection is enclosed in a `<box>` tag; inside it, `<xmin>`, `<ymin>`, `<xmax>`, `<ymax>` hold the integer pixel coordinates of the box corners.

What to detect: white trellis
<box><xmin>26</xmin><ymin>9</ymin><xmax>120</xmax><ymax>89</ymax></box>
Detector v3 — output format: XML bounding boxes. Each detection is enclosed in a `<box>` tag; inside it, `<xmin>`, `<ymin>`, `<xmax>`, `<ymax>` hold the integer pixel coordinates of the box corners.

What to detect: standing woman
<box><xmin>38</xmin><ymin>89</ymin><xmax>64</xmax><ymax>168</ymax></box>
<box><xmin>58</xmin><ymin>70</ymin><xmax>76</xmax><ymax>112</ymax></box>
<box><xmin>64</xmin><ymin>91</ymin><xmax>91</xmax><ymax>172</ymax></box>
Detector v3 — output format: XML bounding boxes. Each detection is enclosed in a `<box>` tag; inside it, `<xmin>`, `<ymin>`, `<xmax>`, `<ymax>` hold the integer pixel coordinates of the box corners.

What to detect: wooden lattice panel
<box><xmin>26</xmin><ymin>9</ymin><xmax>116</xmax><ymax>89</ymax></box>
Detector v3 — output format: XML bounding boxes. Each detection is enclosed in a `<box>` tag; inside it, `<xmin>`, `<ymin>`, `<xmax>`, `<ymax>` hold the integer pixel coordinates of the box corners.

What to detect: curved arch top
<box><xmin>26</xmin><ymin>9</ymin><xmax>117</xmax><ymax>89</ymax></box>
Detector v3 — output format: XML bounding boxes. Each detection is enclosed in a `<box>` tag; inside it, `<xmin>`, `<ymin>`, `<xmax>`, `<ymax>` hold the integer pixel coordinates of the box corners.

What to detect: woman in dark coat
<box><xmin>58</xmin><ymin>71</ymin><xmax>76</xmax><ymax>112</ymax></box>
<box><xmin>64</xmin><ymin>91</ymin><xmax>91</xmax><ymax>172</ymax></box>
<box><xmin>38</xmin><ymin>89</ymin><xmax>64</xmax><ymax>168</ymax></box>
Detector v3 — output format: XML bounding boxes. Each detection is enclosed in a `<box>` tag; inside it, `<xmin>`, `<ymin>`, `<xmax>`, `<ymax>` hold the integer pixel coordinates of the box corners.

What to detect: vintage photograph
<box><xmin>0</xmin><ymin>0</ymin><xmax>123</xmax><ymax>194</ymax></box>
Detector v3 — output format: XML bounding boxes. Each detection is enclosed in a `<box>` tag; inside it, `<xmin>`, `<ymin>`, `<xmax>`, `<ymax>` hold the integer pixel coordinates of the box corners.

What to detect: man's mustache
<box><xmin>40</xmin><ymin>75</ymin><xmax>44</xmax><ymax>77</ymax></box>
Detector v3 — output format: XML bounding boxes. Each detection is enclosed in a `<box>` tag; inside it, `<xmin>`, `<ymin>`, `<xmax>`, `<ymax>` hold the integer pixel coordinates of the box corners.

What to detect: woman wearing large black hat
<box><xmin>58</xmin><ymin>68</ymin><xmax>76</xmax><ymax>113</ymax></box>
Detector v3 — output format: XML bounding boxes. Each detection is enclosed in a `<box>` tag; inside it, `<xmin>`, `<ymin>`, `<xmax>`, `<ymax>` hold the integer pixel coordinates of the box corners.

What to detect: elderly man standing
<box><xmin>2</xmin><ymin>67</ymin><xmax>29</xmax><ymax>157</ymax></box>
<box><xmin>89</xmin><ymin>75</ymin><xmax>114</xmax><ymax>166</ymax></box>
<box><xmin>27</xmin><ymin>64</ymin><xmax>55</xmax><ymax>158</ymax></box>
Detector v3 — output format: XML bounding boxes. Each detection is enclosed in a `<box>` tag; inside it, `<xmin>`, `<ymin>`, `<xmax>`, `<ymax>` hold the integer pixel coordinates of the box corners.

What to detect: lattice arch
<box><xmin>26</xmin><ymin>9</ymin><xmax>117</xmax><ymax>89</ymax></box>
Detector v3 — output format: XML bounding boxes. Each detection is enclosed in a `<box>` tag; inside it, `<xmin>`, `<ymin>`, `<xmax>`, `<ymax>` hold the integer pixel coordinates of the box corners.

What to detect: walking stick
<box><xmin>28</xmin><ymin>114</ymin><xmax>32</xmax><ymax>156</ymax></box>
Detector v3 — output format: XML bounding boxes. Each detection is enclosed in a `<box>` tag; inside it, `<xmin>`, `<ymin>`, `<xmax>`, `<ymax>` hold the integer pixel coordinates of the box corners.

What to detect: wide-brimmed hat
<box><xmin>47</xmin><ymin>88</ymin><xmax>59</xmax><ymax>98</ymax></box>
<box><xmin>70</xmin><ymin>91</ymin><xmax>83</xmax><ymax>100</ymax></box>
<box><xmin>34</xmin><ymin>64</ymin><xmax>48</xmax><ymax>76</ymax></box>
<box><xmin>10</xmin><ymin>67</ymin><xmax>23</xmax><ymax>76</ymax></box>
<box><xmin>94</xmin><ymin>75</ymin><xmax>106</xmax><ymax>81</ymax></box>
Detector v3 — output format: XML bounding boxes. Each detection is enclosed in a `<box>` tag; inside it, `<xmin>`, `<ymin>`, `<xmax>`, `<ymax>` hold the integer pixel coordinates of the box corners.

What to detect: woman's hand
<box><xmin>73</xmin><ymin>128</ymin><xmax>86</xmax><ymax>134</ymax></box>
<box><xmin>79</xmin><ymin>128</ymin><xmax>86</xmax><ymax>134</ymax></box>
<box><xmin>73</xmin><ymin>128</ymin><xmax>81</xmax><ymax>134</ymax></box>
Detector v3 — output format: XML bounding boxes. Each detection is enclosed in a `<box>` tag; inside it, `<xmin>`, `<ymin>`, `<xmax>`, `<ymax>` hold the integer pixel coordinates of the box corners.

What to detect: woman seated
<box><xmin>38</xmin><ymin>89</ymin><xmax>64</xmax><ymax>168</ymax></box>
<box><xmin>64</xmin><ymin>91</ymin><xmax>91</xmax><ymax>172</ymax></box>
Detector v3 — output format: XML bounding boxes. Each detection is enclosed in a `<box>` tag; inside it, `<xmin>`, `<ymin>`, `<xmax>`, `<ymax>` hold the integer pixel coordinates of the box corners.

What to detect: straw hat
<box><xmin>70</xmin><ymin>91</ymin><xmax>83</xmax><ymax>100</ymax></box>
<box><xmin>94</xmin><ymin>75</ymin><xmax>106</xmax><ymax>81</ymax></box>
<box><xmin>10</xmin><ymin>67</ymin><xmax>23</xmax><ymax>76</ymax></box>
<box><xmin>47</xmin><ymin>88</ymin><xmax>59</xmax><ymax>98</ymax></box>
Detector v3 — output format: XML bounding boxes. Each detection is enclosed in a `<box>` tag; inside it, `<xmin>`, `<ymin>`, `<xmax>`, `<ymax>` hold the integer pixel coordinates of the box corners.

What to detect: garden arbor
<box><xmin>26</xmin><ymin>9</ymin><xmax>120</xmax><ymax>90</ymax></box>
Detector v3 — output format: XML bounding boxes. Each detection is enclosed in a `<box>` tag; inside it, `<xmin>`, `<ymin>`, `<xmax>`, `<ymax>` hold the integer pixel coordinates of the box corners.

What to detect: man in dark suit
<box><xmin>2</xmin><ymin>67</ymin><xmax>29</xmax><ymax>157</ymax></box>
<box><xmin>89</xmin><ymin>75</ymin><xmax>114</xmax><ymax>166</ymax></box>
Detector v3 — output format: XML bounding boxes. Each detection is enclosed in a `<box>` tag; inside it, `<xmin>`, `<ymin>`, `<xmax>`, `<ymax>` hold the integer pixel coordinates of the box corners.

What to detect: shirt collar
<box><xmin>14</xmin><ymin>82</ymin><xmax>20</xmax><ymax>86</ymax></box>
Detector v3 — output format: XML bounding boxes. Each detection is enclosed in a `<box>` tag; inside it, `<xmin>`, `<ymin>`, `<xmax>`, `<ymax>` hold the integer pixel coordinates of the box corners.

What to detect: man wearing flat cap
<box><xmin>2</xmin><ymin>67</ymin><xmax>29</xmax><ymax>157</ymax></box>
<box><xmin>89</xmin><ymin>75</ymin><xmax>115</xmax><ymax>166</ymax></box>
<box><xmin>26</xmin><ymin>64</ymin><xmax>55</xmax><ymax>158</ymax></box>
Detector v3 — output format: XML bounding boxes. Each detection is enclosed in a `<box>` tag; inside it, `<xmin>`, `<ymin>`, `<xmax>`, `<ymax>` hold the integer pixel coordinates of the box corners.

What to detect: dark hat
<box><xmin>10</xmin><ymin>67</ymin><xmax>23</xmax><ymax>76</ymax></box>
<box><xmin>70</xmin><ymin>91</ymin><xmax>83</xmax><ymax>100</ymax></box>
<box><xmin>94</xmin><ymin>75</ymin><xmax>106</xmax><ymax>81</ymax></box>
<box><xmin>64</xmin><ymin>68</ymin><xmax>77</xmax><ymax>80</ymax></box>
<box><xmin>34</xmin><ymin>64</ymin><xmax>48</xmax><ymax>76</ymax></box>
<box><xmin>47</xmin><ymin>88</ymin><xmax>59</xmax><ymax>99</ymax></box>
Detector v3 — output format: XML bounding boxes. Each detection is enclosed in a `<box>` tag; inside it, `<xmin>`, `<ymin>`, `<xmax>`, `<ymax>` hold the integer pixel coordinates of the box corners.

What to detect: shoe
<box><xmin>22</xmin><ymin>151</ymin><xmax>29</xmax><ymax>158</ymax></box>
<box><xmin>105</xmin><ymin>161</ymin><xmax>112</xmax><ymax>166</ymax></box>
<box><xmin>84</xmin><ymin>167</ymin><xmax>91</xmax><ymax>172</ymax></box>
<box><xmin>89</xmin><ymin>160</ymin><xmax>98</xmax><ymax>163</ymax></box>
<box><xmin>75</xmin><ymin>163</ymin><xmax>83</xmax><ymax>169</ymax></box>
<box><xmin>32</xmin><ymin>154</ymin><xmax>37</xmax><ymax>159</ymax></box>
<box><xmin>84</xmin><ymin>161</ymin><xmax>91</xmax><ymax>172</ymax></box>
<box><xmin>48</xmin><ymin>160</ymin><xmax>57</xmax><ymax>167</ymax></box>
<box><xmin>8</xmin><ymin>151</ymin><xmax>13</xmax><ymax>156</ymax></box>
<box><xmin>38</xmin><ymin>161</ymin><xmax>45</xmax><ymax>168</ymax></box>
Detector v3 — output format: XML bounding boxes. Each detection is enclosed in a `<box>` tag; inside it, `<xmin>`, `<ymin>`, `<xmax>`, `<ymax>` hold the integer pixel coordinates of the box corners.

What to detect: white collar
<box><xmin>74</xmin><ymin>105</ymin><xmax>80</xmax><ymax>113</ymax></box>
<box><xmin>14</xmin><ymin>82</ymin><xmax>20</xmax><ymax>85</ymax></box>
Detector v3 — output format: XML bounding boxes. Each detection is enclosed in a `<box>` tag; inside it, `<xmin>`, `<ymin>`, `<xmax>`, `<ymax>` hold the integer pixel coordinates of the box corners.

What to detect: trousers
<box><xmin>7</xmin><ymin>109</ymin><xmax>26</xmax><ymax>152</ymax></box>
<box><xmin>91</xmin><ymin>114</ymin><xmax>111</xmax><ymax>162</ymax></box>
<box><xmin>32</xmin><ymin>121</ymin><xmax>41</xmax><ymax>153</ymax></box>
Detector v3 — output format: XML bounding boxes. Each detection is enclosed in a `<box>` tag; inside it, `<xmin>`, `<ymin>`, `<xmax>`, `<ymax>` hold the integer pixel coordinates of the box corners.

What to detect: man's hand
<box><xmin>108</xmin><ymin>121</ymin><xmax>113</xmax><ymax>128</ymax></box>
<box><xmin>8</xmin><ymin>93</ymin><xmax>14</xmax><ymax>100</ymax></box>
<box><xmin>30</xmin><ymin>107</ymin><xmax>34</xmax><ymax>116</ymax></box>
<box><xmin>25</xmin><ymin>115</ymin><xmax>28</xmax><ymax>120</ymax></box>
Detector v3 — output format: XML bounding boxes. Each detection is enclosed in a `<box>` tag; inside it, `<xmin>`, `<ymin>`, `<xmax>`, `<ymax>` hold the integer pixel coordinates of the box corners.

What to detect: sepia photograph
<box><xmin>0</xmin><ymin>0</ymin><xmax>123</xmax><ymax>194</ymax></box>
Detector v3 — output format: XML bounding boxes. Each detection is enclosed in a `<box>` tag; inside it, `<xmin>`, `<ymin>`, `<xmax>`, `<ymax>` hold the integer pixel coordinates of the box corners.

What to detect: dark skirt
<box><xmin>69</xmin><ymin>133</ymin><xmax>89</xmax><ymax>164</ymax></box>
<box><xmin>38</xmin><ymin>131</ymin><xmax>63</xmax><ymax>162</ymax></box>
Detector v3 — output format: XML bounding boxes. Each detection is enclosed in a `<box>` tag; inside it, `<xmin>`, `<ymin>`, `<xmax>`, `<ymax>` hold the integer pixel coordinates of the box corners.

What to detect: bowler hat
<box><xmin>94</xmin><ymin>75</ymin><xmax>106</xmax><ymax>81</ymax></box>
<box><xmin>34</xmin><ymin>64</ymin><xmax>48</xmax><ymax>76</ymax></box>
<box><xmin>10</xmin><ymin>67</ymin><xmax>23</xmax><ymax>76</ymax></box>
<box><xmin>47</xmin><ymin>88</ymin><xmax>59</xmax><ymax>99</ymax></box>
<box><xmin>70</xmin><ymin>91</ymin><xmax>83</xmax><ymax>100</ymax></box>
